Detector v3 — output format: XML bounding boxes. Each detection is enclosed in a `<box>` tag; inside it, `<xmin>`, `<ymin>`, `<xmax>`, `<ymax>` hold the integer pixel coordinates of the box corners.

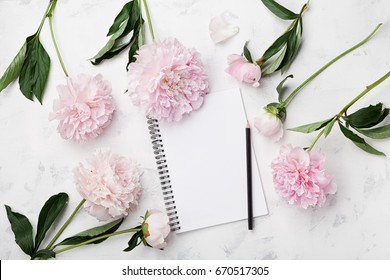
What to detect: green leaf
<box><xmin>91</xmin><ymin>18</ymin><xmax>130</xmax><ymax>64</ymax></box>
<box><xmin>281</xmin><ymin>20</ymin><xmax>303</xmax><ymax>74</ymax></box>
<box><xmin>262</xmin><ymin>45</ymin><xmax>287</xmax><ymax>75</ymax></box>
<box><xmin>55</xmin><ymin>218</ymin><xmax>124</xmax><ymax>247</ymax></box>
<box><xmin>323</xmin><ymin>119</ymin><xmax>336</xmax><ymax>137</ymax></box>
<box><xmin>34</xmin><ymin>193</ymin><xmax>69</xmax><ymax>251</ymax></box>
<box><xmin>339</xmin><ymin>122</ymin><xmax>385</xmax><ymax>156</ymax></box>
<box><xmin>260</xmin><ymin>0</ymin><xmax>299</xmax><ymax>20</ymax></box>
<box><xmin>137</xmin><ymin>20</ymin><xmax>145</xmax><ymax>47</ymax></box>
<box><xmin>91</xmin><ymin>0</ymin><xmax>141</xmax><ymax>65</ymax></box>
<box><xmin>123</xmin><ymin>230</ymin><xmax>143</xmax><ymax>252</ymax></box>
<box><xmin>19</xmin><ymin>35</ymin><xmax>50</xmax><ymax>103</ymax></box>
<box><xmin>33</xmin><ymin>249</ymin><xmax>56</xmax><ymax>260</ymax></box>
<box><xmin>0</xmin><ymin>42</ymin><xmax>27</xmax><ymax>93</ymax></box>
<box><xmin>5</xmin><ymin>205</ymin><xmax>35</xmax><ymax>257</ymax></box>
<box><xmin>376</xmin><ymin>108</ymin><xmax>390</xmax><ymax>124</ymax></box>
<box><xmin>356</xmin><ymin>124</ymin><xmax>390</xmax><ymax>139</ymax></box>
<box><xmin>262</xmin><ymin>30</ymin><xmax>290</xmax><ymax>61</ymax></box>
<box><xmin>243</xmin><ymin>41</ymin><xmax>253</xmax><ymax>63</ymax></box>
<box><xmin>93</xmin><ymin>40</ymin><xmax>131</xmax><ymax>66</ymax></box>
<box><xmin>127</xmin><ymin>19</ymin><xmax>143</xmax><ymax>69</ymax></box>
<box><xmin>107</xmin><ymin>1</ymin><xmax>134</xmax><ymax>36</ymax></box>
<box><xmin>345</xmin><ymin>103</ymin><xmax>388</xmax><ymax>129</ymax></box>
<box><xmin>278</xmin><ymin>106</ymin><xmax>287</xmax><ymax>122</ymax></box>
<box><xmin>289</xmin><ymin>118</ymin><xmax>332</xmax><ymax>133</ymax></box>
<box><xmin>276</xmin><ymin>74</ymin><xmax>293</xmax><ymax>102</ymax></box>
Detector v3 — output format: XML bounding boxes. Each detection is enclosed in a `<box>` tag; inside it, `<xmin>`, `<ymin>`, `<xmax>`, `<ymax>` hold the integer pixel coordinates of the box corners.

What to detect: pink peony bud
<box><xmin>271</xmin><ymin>145</ymin><xmax>337</xmax><ymax>209</ymax></box>
<box><xmin>254</xmin><ymin>108</ymin><xmax>284</xmax><ymax>141</ymax></box>
<box><xmin>142</xmin><ymin>209</ymin><xmax>170</xmax><ymax>249</ymax></box>
<box><xmin>209</xmin><ymin>11</ymin><xmax>239</xmax><ymax>43</ymax></box>
<box><xmin>225</xmin><ymin>54</ymin><xmax>261</xmax><ymax>87</ymax></box>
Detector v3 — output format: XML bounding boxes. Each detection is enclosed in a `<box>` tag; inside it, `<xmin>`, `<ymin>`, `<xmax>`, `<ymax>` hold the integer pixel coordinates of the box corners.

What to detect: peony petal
<box><xmin>209</xmin><ymin>11</ymin><xmax>239</xmax><ymax>43</ymax></box>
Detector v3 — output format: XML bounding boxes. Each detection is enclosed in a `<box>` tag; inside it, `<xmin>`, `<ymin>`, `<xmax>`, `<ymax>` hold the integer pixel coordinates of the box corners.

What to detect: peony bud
<box><xmin>254</xmin><ymin>107</ymin><xmax>284</xmax><ymax>141</ymax></box>
<box><xmin>226</xmin><ymin>54</ymin><xmax>261</xmax><ymax>87</ymax></box>
<box><xmin>142</xmin><ymin>209</ymin><xmax>170</xmax><ymax>249</ymax></box>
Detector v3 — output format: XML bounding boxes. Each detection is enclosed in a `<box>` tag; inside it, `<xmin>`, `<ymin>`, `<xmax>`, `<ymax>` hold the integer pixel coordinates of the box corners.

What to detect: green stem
<box><xmin>283</xmin><ymin>0</ymin><xmax>309</xmax><ymax>33</ymax></box>
<box><xmin>337</xmin><ymin>71</ymin><xmax>390</xmax><ymax>117</ymax></box>
<box><xmin>47</xmin><ymin>1</ymin><xmax>69</xmax><ymax>77</ymax></box>
<box><xmin>280</xmin><ymin>23</ymin><xmax>382</xmax><ymax>108</ymax></box>
<box><xmin>142</xmin><ymin>0</ymin><xmax>155</xmax><ymax>42</ymax></box>
<box><xmin>307</xmin><ymin>128</ymin><xmax>325</xmax><ymax>152</ymax></box>
<box><xmin>307</xmin><ymin>71</ymin><xmax>390</xmax><ymax>152</ymax></box>
<box><xmin>46</xmin><ymin>199</ymin><xmax>86</xmax><ymax>250</ymax></box>
<box><xmin>54</xmin><ymin>228</ymin><xmax>140</xmax><ymax>255</ymax></box>
<box><xmin>36</xmin><ymin>0</ymin><xmax>55</xmax><ymax>35</ymax></box>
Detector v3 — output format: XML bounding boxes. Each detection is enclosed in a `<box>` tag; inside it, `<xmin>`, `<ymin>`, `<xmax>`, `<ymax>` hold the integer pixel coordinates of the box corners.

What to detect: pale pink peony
<box><xmin>226</xmin><ymin>54</ymin><xmax>261</xmax><ymax>87</ymax></box>
<box><xmin>271</xmin><ymin>145</ymin><xmax>337</xmax><ymax>209</ymax></box>
<box><xmin>209</xmin><ymin>11</ymin><xmax>239</xmax><ymax>43</ymax></box>
<box><xmin>142</xmin><ymin>209</ymin><xmax>170</xmax><ymax>249</ymax></box>
<box><xmin>74</xmin><ymin>149</ymin><xmax>143</xmax><ymax>221</ymax></box>
<box><xmin>128</xmin><ymin>38</ymin><xmax>209</xmax><ymax>122</ymax></box>
<box><xmin>50</xmin><ymin>74</ymin><xmax>115</xmax><ymax>142</ymax></box>
<box><xmin>254</xmin><ymin>108</ymin><xmax>284</xmax><ymax>141</ymax></box>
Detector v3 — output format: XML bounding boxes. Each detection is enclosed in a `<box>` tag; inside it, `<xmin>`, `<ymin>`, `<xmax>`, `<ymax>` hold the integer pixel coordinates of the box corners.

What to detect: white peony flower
<box><xmin>74</xmin><ymin>149</ymin><xmax>143</xmax><ymax>221</ymax></box>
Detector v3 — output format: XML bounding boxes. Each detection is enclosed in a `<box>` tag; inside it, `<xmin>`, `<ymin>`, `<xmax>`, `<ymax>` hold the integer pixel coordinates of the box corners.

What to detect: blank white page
<box><xmin>159</xmin><ymin>88</ymin><xmax>268</xmax><ymax>233</ymax></box>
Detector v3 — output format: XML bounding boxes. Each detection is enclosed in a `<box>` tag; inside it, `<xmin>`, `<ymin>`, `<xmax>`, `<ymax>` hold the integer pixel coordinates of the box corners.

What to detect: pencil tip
<box><xmin>246</xmin><ymin>121</ymin><xmax>250</xmax><ymax>128</ymax></box>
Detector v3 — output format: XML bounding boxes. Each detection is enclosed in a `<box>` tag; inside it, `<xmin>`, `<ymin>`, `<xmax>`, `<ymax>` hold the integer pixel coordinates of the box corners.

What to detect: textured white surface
<box><xmin>1</xmin><ymin>0</ymin><xmax>390</xmax><ymax>260</ymax></box>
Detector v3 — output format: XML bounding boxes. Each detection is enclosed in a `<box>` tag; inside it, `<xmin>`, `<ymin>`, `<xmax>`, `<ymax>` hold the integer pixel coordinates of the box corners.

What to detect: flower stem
<box><xmin>283</xmin><ymin>1</ymin><xmax>309</xmax><ymax>34</ymax></box>
<box><xmin>337</xmin><ymin>71</ymin><xmax>390</xmax><ymax>117</ymax></box>
<box><xmin>54</xmin><ymin>228</ymin><xmax>140</xmax><ymax>255</ymax></box>
<box><xmin>36</xmin><ymin>0</ymin><xmax>55</xmax><ymax>36</ymax></box>
<box><xmin>280</xmin><ymin>23</ymin><xmax>382</xmax><ymax>108</ymax></box>
<box><xmin>307</xmin><ymin>71</ymin><xmax>390</xmax><ymax>152</ymax></box>
<box><xmin>142</xmin><ymin>0</ymin><xmax>155</xmax><ymax>42</ymax></box>
<box><xmin>307</xmin><ymin>129</ymin><xmax>325</xmax><ymax>152</ymax></box>
<box><xmin>47</xmin><ymin>0</ymin><xmax>69</xmax><ymax>77</ymax></box>
<box><xmin>46</xmin><ymin>199</ymin><xmax>86</xmax><ymax>250</ymax></box>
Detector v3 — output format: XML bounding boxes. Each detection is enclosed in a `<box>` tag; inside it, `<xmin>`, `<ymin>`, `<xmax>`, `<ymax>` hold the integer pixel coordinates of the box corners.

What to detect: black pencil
<box><xmin>246</xmin><ymin>121</ymin><xmax>253</xmax><ymax>230</ymax></box>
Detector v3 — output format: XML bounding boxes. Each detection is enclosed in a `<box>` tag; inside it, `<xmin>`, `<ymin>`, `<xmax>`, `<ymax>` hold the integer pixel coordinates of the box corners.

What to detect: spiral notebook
<box><xmin>147</xmin><ymin>88</ymin><xmax>268</xmax><ymax>233</ymax></box>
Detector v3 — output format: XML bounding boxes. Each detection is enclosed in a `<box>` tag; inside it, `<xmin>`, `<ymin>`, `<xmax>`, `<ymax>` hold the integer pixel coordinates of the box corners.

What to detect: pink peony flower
<box><xmin>254</xmin><ymin>108</ymin><xmax>284</xmax><ymax>141</ymax></box>
<box><xmin>128</xmin><ymin>38</ymin><xmax>209</xmax><ymax>122</ymax></box>
<box><xmin>226</xmin><ymin>54</ymin><xmax>261</xmax><ymax>87</ymax></box>
<box><xmin>271</xmin><ymin>145</ymin><xmax>337</xmax><ymax>209</ymax></box>
<box><xmin>142</xmin><ymin>209</ymin><xmax>170</xmax><ymax>249</ymax></box>
<box><xmin>50</xmin><ymin>74</ymin><xmax>115</xmax><ymax>142</ymax></box>
<box><xmin>74</xmin><ymin>149</ymin><xmax>143</xmax><ymax>221</ymax></box>
<box><xmin>209</xmin><ymin>11</ymin><xmax>239</xmax><ymax>43</ymax></box>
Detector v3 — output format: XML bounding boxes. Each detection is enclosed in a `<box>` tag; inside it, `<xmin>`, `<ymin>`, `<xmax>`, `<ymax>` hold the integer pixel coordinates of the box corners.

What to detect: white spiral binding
<box><xmin>147</xmin><ymin>118</ymin><xmax>181</xmax><ymax>232</ymax></box>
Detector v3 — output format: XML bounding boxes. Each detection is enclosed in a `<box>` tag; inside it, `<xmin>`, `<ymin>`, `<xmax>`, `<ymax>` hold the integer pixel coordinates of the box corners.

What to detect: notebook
<box><xmin>147</xmin><ymin>88</ymin><xmax>268</xmax><ymax>233</ymax></box>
